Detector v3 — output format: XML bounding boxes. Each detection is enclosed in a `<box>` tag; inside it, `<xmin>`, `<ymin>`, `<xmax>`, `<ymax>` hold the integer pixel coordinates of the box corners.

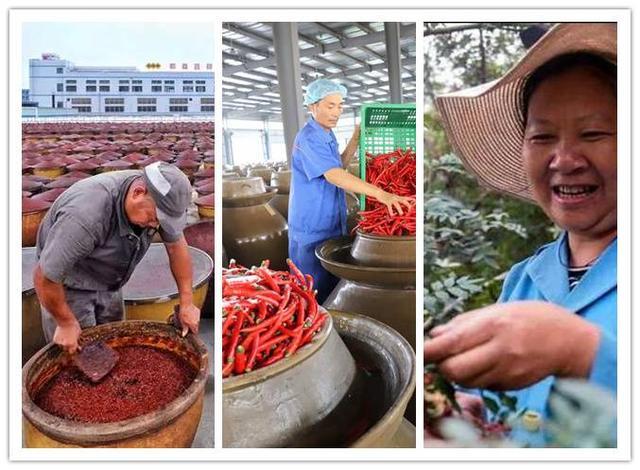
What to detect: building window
<box><xmin>169</xmin><ymin>98</ymin><xmax>189</xmax><ymax>104</ymax></box>
<box><xmin>151</xmin><ymin>80</ymin><xmax>161</xmax><ymax>84</ymax></box>
<box><xmin>164</xmin><ymin>80</ymin><xmax>175</xmax><ymax>84</ymax></box>
<box><xmin>99</xmin><ymin>85</ymin><xmax>110</xmax><ymax>92</ymax></box>
<box><xmin>169</xmin><ymin>106</ymin><xmax>188</xmax><ymax>112</ymax></box>
<box><xmin>105</xmin><ymin>106</ymin><xmax>125</xmax><ymax>113</ymax></box>
<box><xmin>200</xmin><ymin>97</ymin><xmax>214</xmax><ymax>104</ymax></box>
<box><xmin>200</xmin><ymin>106</ymin><xmax>214</xmax><ymax>112</ymax></box>
<box><xmin>56</xmin><ymin>101</ymin><xmax>63</xmax><ymax>108</ymax></box>
<box><xmin>164</xmin><ymin>85</ymin><xmax>175</xmax><ymax>92</ymax></box>
<box><xmin>119</xmin><ymin>79</ymin><xmax>130</xmax><ymax>84</ymax></box>
<box><xmin>137</xmin><ymin>106</ymin><xmax>156</xmax><ymax>112</ymax></box>
<box><xmin>73</xmin><ymin>106</ymin><xmax>92</xmax><ymax>113</ymax></box>
<box><xmin>132</xmin><ymin>80</ymin><xmax>142</xmax><ymax>84</ymax></box>
<box><xmin>56</xmin><ymin>83</ymin><xmax>63</xmax><ymax>92</ymax></box>
<box><xmin>86</xmin><ymin>85</ymin><xmax>97</xmax><ymax>92</ymax></box>
<box><xmin>137</xmin><ymin>98</ymin><xmax>156</xmax><ymax>105</ymax></box>
<box><xmin>71</xmin><ymin>98</ymin><xmax>91</xmax><ymax>105</ymax></box>
<box><xmin>119</xmin><ymin>86</ymin><xmax>130</xmax><ymax>92</ymax></box>
<box><xmin>151</xmin><ymin>85</ymin><xmax>162</xmax><ymax>92</ymax></box>
<box><xmin>132</xmin><ymin>85</ymin><xmax>143</xmax><ymax>92</ymax></box>
<box><xmin>66</xmin><ymin>85</ymin><xmax>77</xmax><ymax>92</ymax></box>
<box><xmin>86</xmin><ymin>80</ymin><xmax>96</xmax><ymax>84</ymax></box>
<box><xmin>183</xmin><ymin>85</ymin><xmax>194</xmax><ymax>92</ymax></box>
<box><xmin>56</xmin><ymin>67</ymin><xmax>63</xmax><ymax>74</ymax></box>
<box><xmin>105</xmin><ymin>98</ymin><xmax>124</xmax><ymax>105</ymax></box>
<box><xmin>195</xmin><ymin>86</ymin><xmax>206</xmax><ymax>93</ymax></box>
<box><xmin>99</xmin><ymin>80</ymin><xmax>110</xmax><ymax>84</ymax></box>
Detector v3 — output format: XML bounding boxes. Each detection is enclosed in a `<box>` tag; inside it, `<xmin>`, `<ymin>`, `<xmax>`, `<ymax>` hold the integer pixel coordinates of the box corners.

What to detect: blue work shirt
<box><xmin>495</xmin><ymin>232</ymin><xmax>617</xmax><ymax>446</ymax></box>
<box><xmin>288</xmin><ymin>118</ymin><xmax>348</xmax><ymax>243</ymax></box>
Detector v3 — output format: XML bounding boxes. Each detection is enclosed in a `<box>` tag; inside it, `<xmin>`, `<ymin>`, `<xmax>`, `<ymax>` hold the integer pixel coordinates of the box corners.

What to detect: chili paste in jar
<box><xmin>33</xmin><ymin>345</ymin><xmax>197</xmax><ymax>423</ymax></box>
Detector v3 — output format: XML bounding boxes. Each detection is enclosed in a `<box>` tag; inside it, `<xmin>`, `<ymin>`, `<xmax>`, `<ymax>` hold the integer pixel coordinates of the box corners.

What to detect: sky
<box><xmin>22</xmin><ymin>22</ymin><xmax>215</xmax><ymax>88</ymax></box>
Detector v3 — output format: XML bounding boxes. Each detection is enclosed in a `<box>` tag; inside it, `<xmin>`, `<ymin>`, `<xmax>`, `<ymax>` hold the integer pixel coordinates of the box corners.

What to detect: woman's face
<box><xmin>523</xmin><ymin>66</ymin><xmax>617</xmax><ymax>239</ymax></box>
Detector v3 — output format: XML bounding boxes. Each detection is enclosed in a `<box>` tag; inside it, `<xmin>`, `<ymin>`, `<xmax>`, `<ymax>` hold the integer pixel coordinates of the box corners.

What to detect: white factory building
<box><xmin>28</xmin><ymin>53</ymin><xmax>215</xmax><ymax>116</ymax></box>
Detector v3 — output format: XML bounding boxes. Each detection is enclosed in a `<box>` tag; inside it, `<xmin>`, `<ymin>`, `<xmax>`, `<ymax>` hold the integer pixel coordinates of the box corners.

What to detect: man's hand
<box><xmin>178</xmin><ymin>303</ymin><xmax>200</xmax><ymax>336</ymax></box>
<box><xmin>425</xmin><ymin>301</ymin><xmax>601</xmax><ymax>391</ymax></box>
<box><xmin>164</xmin><ymin>237</ymin><xmax>199</xmax><ymax>336</ymax></box>
<box><xmin>375</xmin><ymin>190</ymin><xmax>414</xmax><ymax>216</ymax></box>
<box><xmin>53</xmin><ymin>319</ymin><xmax>82</xmax><ymax>354</ymax></box>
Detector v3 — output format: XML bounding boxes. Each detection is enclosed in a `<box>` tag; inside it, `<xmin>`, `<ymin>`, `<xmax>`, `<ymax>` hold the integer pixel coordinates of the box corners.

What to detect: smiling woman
<box><xmin>522</xmin><ymin>53</ymin><xmax>617</xmax><ymax>266</ymax></box>
<box><xmin>426</xmin><ymin>23</ymin><xmax>618</xmax><ymax>447</ymax></box>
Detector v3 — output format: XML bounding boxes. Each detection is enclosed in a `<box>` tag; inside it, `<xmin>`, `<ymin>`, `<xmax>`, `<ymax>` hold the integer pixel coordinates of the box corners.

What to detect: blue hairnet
<box><xmin>303</xmin><ymin>78</ymin><xmax>347</xmax><ymax>106</ymax></box>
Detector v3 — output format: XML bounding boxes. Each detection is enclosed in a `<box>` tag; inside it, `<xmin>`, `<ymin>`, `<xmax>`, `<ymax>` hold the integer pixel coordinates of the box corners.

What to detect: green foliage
<box><xmin>424</xmin><ymin>24</ymin><xmax>556</xmax><ymax>329</ymax></box>
<box><xmin>545</xmin><ymin>379</ymin><xmax>617</xmax><ymax>448</ymax></box>
<box><xmin>424</xmin><ymin>23</ymin><xmax>539</xmax><ymax>103</ymax></box>
<box><xmin>424</xmin><ymin>151</ymin><xmax>553</xmax><ymax>328</ymax></box>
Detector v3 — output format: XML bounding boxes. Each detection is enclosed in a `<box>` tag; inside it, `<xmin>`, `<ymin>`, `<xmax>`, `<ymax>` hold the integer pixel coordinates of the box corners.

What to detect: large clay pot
<box><xmin>33</xmin><ymin>162</ymin><xmax>65</xmax><ymax>178</ymax></box>
<box><xmin>22</xmin><ymin>197</ymin><xmax>51</xmax><ymax>247</ymax></box>
<box><xmin>269</xmin><ymin>170</ymin><xmax>291</xmax><ymax>220</ymax></box>
<box><xmin>222</xmin><ymin>177</ymin><xmax>288</xmax><ymax>271</ymax></box>
<box><xmin>222</xmin><ymin>311</ymin><xmax>415</xmax><ymax>448</ymax></box>
<box><xmin>316</xmin><ymin>233</ymin><xmax>416</xmax><ymax>349</ymax></box>
<box><xmin>183</xmin><ymin>221</ymin><xmax>214</xmax><ymax>318</ymax></box>
<box><xmin>335</xmin><ymin>311</ymin><xmax>415</xmax><ymax>448</ymax></box>
<box><xmin>194</xmin><ymin>193</ymin><xmax>214</xmax><ymax>219</ymax></box>
<box><xmin>317</xmin><ymin>234</ymin><xmax>417</xmax><ymax>424</ymax></box>
<box><xmin>22</xmin><ymin>248</ymin><xmax>46</xmax><ymax>365</ymax></box>
<box><xmin>247</xmin><ymin>167</ymin><xmax>272</xmax><ymax>185</ymax></box>
<box><xmin>122</xmin><ymin>244</ymin><xmax>213</xmax><ymax>321</ymax></box>
<box><xmin>22</xmin><ymin>321</ymin><xmax>208</xmax><ymax>447</ymax></box>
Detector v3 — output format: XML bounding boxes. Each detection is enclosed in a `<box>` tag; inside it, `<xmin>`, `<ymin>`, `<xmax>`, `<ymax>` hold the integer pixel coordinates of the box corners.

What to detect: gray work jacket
<box><xmin>36</xmin><ymin>170</ymin><xmax>165</xmax><ymax>291</ymax></box>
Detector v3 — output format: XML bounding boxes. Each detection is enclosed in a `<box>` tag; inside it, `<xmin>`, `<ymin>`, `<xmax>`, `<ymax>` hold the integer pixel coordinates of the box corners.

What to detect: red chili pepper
<box><xmin>234</xmin><ymin>352</ymin><xmax>247</xmax><ymax>375</ymax></box>
<box><xmin>285</xmin><ymin>325</ymin><xmax>304</xmax><ymax>357</ymax></box>
<box><xmin>246</xmin><ymin>333</ymin><xmax>260</xmax><ymax>372</ymax></box>
<box><xmin>222</xmin><ymin>258</ymin><xmax>328</xmax><ymax>377</ymax></box>
<box><xmin>286</xmin><ymin>258</ymin><xmax>307</xmax><ymax>289</ymax></box>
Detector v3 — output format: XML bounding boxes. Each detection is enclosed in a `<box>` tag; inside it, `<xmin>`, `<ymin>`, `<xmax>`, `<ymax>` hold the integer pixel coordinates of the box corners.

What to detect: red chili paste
<box><xmin>33</xmin><ymin>345</ymin><xmax>196</xmax><ymax>423</ymax></box>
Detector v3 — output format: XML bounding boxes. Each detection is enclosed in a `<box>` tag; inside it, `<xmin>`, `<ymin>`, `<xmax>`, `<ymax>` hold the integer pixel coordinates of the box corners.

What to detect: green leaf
<box><xmin>482</xmin><ymin>395</ymin><xmax>500</xmax><ymax>415</ymax></box>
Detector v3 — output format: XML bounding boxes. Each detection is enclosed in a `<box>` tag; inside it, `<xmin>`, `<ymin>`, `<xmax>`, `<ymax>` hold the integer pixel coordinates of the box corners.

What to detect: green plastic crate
<box><xmin>358</xmin><ymin>103</ymin><xmax>416</xmax><ymax>209</ymax></box>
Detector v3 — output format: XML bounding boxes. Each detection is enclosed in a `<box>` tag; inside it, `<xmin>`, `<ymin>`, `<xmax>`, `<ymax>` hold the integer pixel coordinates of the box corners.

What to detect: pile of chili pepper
<box><xmin>222</xmin><ymin>258</ymin><xmax>328</xmax><ymax>378</ymax></box>
<box><xmin>354</xmin><ymin>148</ymin><xmax>416</xmax><ymax>236</ymax></box>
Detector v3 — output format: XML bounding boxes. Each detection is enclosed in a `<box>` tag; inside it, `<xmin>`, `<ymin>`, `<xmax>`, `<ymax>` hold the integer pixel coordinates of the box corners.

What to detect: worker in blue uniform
<box><xmin>426</xmin><ymin>23</ymin><xmax>617</xmax><ymax>446</ymax></box>
<box><xmin>288</xmin><ymin>79</ymin><xmax>412</xmax><ymax>303</ymax></box>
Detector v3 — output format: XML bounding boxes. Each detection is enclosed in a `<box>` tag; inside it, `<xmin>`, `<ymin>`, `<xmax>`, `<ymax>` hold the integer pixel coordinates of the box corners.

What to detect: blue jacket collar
<box><xmin>526</xmin><ymin>232</ymin><xmax>617</xmax><ymax>312</ymax></box>
<box><xmin>307</xmin><ymin>118</ymin><xmax>335</xmax><ymax>143</ymax></box>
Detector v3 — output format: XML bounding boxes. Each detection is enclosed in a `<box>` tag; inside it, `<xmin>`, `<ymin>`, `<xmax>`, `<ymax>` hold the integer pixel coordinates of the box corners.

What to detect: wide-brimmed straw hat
<box><xmin>435</xmin><ymin>23</ymin><xmax>617</xmax><ymax>201</ymax></box>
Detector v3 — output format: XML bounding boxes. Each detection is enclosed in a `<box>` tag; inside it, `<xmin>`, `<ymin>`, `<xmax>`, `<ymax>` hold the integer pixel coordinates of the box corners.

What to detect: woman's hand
<box><xmin>424</xmin><ymin>301</ymin><xmax>601</xmax><ymax>390</ymax></box>
<box><xmin>375</xmin><ymin>190</ymin><xmax>414</xmax><ymax>216</ymax></box>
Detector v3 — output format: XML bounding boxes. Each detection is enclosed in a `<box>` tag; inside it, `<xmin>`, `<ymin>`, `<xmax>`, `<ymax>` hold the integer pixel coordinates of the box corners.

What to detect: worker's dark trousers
<box><xmin>40</xmin><ymin>288</ymin><xmax>125</xmax><ymax>342</ymax></box>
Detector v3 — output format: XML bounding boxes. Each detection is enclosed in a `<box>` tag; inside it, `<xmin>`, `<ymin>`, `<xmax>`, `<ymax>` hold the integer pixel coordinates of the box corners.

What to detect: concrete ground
<box><xmin>191</xmin><ymin>319</ymin><xmax>214</xmax><ymax>448</ymax></box>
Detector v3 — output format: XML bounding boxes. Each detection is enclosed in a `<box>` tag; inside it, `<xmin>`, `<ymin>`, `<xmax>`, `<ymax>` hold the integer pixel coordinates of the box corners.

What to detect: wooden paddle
<box><xmin>73</xmin><ymin>341</ymin><xmax>119</xmax><ymax>383</ymax></box>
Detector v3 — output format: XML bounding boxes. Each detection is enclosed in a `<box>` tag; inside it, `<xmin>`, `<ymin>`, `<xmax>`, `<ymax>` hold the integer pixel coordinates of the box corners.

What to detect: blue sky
<box><xmin>22</xmin><ymin>22</ymin><xmax>215</xmax><ymax>88</ymax></box>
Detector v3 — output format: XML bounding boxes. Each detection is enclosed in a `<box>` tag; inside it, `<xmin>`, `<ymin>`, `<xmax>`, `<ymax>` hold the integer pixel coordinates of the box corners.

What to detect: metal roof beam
<box><xmin>226</xmin><ymin>75</ymin><xmax>398</xmax><ymax>103</ymax></box>
<box><xmin>224</xmin><ymin>23</ymin><xmax>416</xmax><ymax>76</ymax></box>
<box><xmin>224</xmin><ymin>57</ymin><xmax>414</xmax><ymax>100</ymax></box>
<box><xmin>224</xmin><ymin>23</ymin><xmax>274</xmax><ymax>45</ymax></box>
<box><xmin>222</xmin><ymin>38</ymin><xmax>271</xmax><ymax>59</ymax></box>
